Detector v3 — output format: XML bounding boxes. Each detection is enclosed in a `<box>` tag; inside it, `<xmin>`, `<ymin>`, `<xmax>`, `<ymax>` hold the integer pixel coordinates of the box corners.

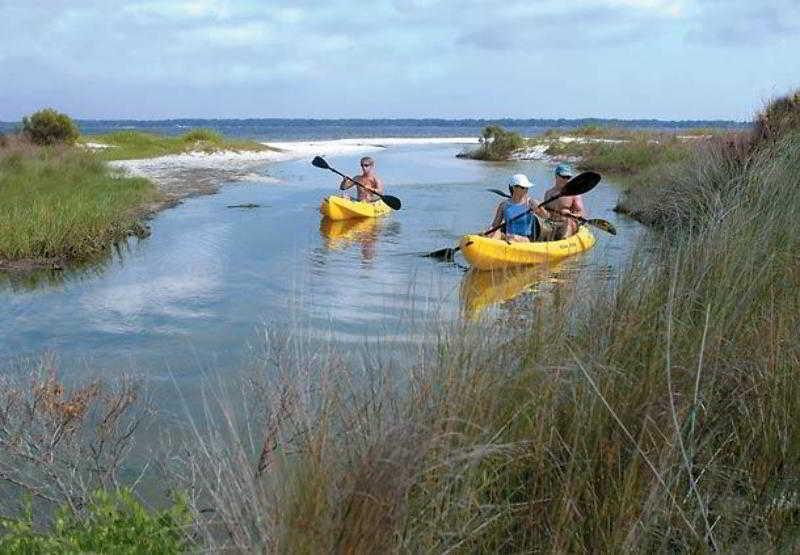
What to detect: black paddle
<box><xmin>485</xmin><ymin>188</ymin><xmax>617</xmax><ymax>235</ymax></box>
<box><xmin>311</xmin><ymin>156</ymin><xmax>401</xmax><ymax>210</ymax></box>
<box><xmin>426</xmin><ymin>171</ymin><xmax>602</xmax><ymax>260</ymax></box>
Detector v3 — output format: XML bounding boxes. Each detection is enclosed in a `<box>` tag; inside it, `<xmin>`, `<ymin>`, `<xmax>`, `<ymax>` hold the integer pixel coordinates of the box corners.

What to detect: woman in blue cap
<box><xmin>486</xmin><ymin>174</ymin><xmax>551</xmax><ymax>242</ymax></box>
<box><xmin>543</xmin><ymin>163</ymin><xmax>587</xmax><ymax>239</ymax></box>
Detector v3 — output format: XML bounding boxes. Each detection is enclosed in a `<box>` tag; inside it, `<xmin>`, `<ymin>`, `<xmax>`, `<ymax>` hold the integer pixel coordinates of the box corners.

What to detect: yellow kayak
<box><xmin>460</xmin><ymin>226</ymin><xmax>596</xmax><ymax>270</ymax></box>
<box><xmin>460</xmin><ymin>263</ymin><xmax>564</xmax><ymax>319</ymax></box>
<box><xmin>319</xmin><ymin>196</ymin><xmax>391</xmax><ymax>221</ymax></box>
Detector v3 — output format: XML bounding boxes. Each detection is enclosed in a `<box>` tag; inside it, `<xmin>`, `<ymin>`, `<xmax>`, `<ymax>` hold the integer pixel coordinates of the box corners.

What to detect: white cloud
<box><xmin>124</xmin><ymin>0</ymin><xmax>232</xmax><ymax>20</ymax></box>
<box><xmin>189</xmin><ymin>21</ymin><xmax>275</xmax><ymax>45</ymax></box>
<box><xmin>608</xmin><ymin>0</ymin><xmax>685</xmax><ymax>17</ymax></box>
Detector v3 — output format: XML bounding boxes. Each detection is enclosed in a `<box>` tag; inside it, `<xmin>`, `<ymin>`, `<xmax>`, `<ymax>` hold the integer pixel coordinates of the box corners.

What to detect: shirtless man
<box><xmin>543</xmin><ymin>163</ymin><xmax>586</xmax><ymax>239</ymax></box>
<box><xmin>340</xmin><ymin>156</ymin><xmax>384</xmax><ymax>202</ymax></box>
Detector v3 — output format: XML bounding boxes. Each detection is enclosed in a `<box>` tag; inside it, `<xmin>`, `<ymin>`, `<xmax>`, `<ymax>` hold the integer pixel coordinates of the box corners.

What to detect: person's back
<box><xmin>340</xmin><ymin>156</ymin><xmax>384</xmax><ymax>202</ymax></box>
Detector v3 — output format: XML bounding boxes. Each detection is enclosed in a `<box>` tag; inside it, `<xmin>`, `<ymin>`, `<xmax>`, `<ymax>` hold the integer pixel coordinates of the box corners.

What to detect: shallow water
<box><xmin>0</xmin><ymin>143</ymin><xmax>641</xmax><ymax>379</ymax></box>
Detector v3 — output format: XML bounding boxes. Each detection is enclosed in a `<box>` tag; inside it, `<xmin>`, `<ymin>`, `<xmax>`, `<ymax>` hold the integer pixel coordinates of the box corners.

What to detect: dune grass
<box><xmin>153</xmin><ymin>130</ymin><xmax>800</xmax><ymax>552</ymax></box>
<box><xmin>0</xmin><ymin>142</ymin><xmax>159</xmax><ymax>265</ymax></box>
<box><xmin>85</xmin><ymin>128</ymin><xmax>274</xmax><ymax>161</ymax></box>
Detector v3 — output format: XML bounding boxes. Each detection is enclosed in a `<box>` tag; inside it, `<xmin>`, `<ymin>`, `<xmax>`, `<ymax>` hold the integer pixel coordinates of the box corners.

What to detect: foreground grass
<box><xmin>85</xmin><ymin>128</ymin><xmax>274</xmax><ymax>161</ymax></box>
<box><xmin>0</xmin><ymin>143</ymin><xmax>160</xmax><ymax>265</ymax></box>
<box><xmin>153</xmin><ymin>132</ymin><xmax>800</xmax><ymax>552</ymax></box>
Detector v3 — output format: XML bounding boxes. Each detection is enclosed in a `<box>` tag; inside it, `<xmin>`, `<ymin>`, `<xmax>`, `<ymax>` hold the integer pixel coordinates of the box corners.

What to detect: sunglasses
<box><xmin>361</xmin><ymin>163</ymin><xmax>373</xmax><ymax>167</ymax></box>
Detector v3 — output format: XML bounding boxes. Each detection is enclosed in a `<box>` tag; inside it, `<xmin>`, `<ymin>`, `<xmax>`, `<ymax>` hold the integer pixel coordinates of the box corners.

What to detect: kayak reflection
<box><xmin>459</xmin><ymin>262</ymin><xmax>565</xmax><ymax>319</ymax></box>
<box><xmin>319</xmin><ymin>217</ymin><xmax>383</xmax><ymax>262</ymax></box>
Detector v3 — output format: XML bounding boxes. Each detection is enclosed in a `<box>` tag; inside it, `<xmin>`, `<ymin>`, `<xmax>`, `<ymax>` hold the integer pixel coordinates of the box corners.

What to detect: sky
<box><xmin>1</xmin><ymin>0</ymin><xmax>798</xmax><ymax>121</ymax></box>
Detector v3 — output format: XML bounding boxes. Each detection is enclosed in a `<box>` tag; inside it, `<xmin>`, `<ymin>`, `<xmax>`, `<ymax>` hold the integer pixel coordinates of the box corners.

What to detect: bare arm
<box><xmin>569</xmin><ymin>195</ymin><xmax>586</xmax><ymax>218</ymax></box>
<box><xmin>530</xmin><ymin>198</ymin><xmax>548</xmax><ymax>218</ymax></box>
<box><xmin>488</xmin><ymin>202</ymin><xmax>506</xmax><ymax>231</ymax></box>
<box><xmin>372</xmin><ymin>177</ymin><xmax>384</xmax><ymax>195</ymax></box>
<box><xmin>340</xmin><ymin>177</ymin><xmax>356</xmax><ymax>190</ymax></box>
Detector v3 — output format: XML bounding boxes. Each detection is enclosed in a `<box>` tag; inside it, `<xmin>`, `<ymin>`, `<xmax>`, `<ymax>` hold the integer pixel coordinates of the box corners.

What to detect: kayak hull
<box><xmin>460</xmin><ymin>227</ymin><xmax>596</xmax><ymax>270</ymax></box>
<box><xmin>320</xmin><ymin>196</ymin><xmax>391</xmax><ymax>220</ymax></box>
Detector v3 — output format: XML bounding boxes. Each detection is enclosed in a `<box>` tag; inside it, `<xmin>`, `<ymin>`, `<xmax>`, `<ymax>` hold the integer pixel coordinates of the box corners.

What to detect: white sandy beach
<box><xmin>108</xmin><ymin>137</ymin><xmax>480</xmax><ymax>207</ymax></box>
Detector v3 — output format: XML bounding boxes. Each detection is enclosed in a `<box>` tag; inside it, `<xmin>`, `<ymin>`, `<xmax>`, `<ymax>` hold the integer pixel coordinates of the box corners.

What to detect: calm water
<box><xmin>1</xmin><ymin>117</ymin><xmax>748</xmax><ymax>141</ymax></box>
<box><xmin>0</xmin><ymin>143</ymin><xmax>641</xmax><ymax>379</ymax></box>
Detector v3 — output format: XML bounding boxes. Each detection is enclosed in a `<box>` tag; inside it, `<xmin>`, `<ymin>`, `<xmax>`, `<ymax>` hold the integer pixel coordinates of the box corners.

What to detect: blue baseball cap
<box><xmin>554</xmin><ymin>163</ymin><xmax>574</xmax><ymax>177</ymax></box>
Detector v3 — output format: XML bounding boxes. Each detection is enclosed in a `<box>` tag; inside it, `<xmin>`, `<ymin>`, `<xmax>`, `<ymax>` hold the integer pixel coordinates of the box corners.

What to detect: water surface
<box><xmin>0</xmin><ymin>143</ymin><xmax>641</xmax><ymax>379</ymax></box>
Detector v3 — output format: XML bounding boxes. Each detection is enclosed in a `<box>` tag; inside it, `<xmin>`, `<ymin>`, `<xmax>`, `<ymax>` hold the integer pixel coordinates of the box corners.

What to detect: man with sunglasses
<box><xmin>339</xmin><ymin>156</ymin><xmax>384</xmax><ymax>202</ymax></box>
<box><xmin>543</xmin><ymin>163</ymin><xmax>586</xmax><ymax>239</ymax></box>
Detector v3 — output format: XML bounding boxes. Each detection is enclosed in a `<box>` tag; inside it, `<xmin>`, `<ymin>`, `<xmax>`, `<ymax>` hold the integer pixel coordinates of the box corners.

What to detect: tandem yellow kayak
<box><xmin>319</xmin><ymin>196</ymin><xmax>392</xmax><ymax>221</ymax></box>
<box><xmin>460</xmin><ymin>226</ymin><xmax>596</xmax><ymax>270</ymax></box>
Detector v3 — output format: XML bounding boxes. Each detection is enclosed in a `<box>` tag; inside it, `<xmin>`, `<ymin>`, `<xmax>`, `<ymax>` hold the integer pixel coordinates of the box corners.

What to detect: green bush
<box><xmin>182</xmin><ymin>128</ymin><xmax>223</xmax><ymax>143</ymax></box>
<box><xmin>22</xmin><ymin>108</ymin><xmax>79</xmax><ymax>146</ymax></box>
<box><xmin>0</xmin><ymin>489</ymin><xmax>192</xmax><ymax>553</ymax></box>
<box><xmin>463</xmin><ymin>125</ymin><xmax>525</xmax><ymax>161</ymax></box>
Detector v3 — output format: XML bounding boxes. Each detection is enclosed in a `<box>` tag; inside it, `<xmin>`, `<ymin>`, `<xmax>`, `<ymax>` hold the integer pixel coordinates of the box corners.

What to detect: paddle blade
<box><xmin>311</xmin><ymin>156</ymin><xmax>330</xmax><ymax>170</ymax></box>
<box><xmin>486</xmin><ymin>188</ymin><xmax>511</xmax><ymax>198</ymax></box>
<box><xmin>382</xmin><ymin>195</ymin><xmax>402</xmax><ymax>210</ymax></box>
<box><xmin>587</xmin><ymin>218</ymin><xmax>617</xmax><ymax>235</ymax></box>
<box><xmin>563</xmin><ymin>171</ymin><xmax>601</xmax><ymax>196</ymax></box>
<box><xmin>425</xmin><ymin>247</ymin><xmax>459</xmax><ymax>260</ymax></box>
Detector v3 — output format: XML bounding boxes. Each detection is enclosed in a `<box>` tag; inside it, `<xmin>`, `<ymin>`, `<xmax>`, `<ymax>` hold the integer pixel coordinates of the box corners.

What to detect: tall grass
<box><xmin>162</xmin><ymin>134</ymin><xmax>800</xmax><ymax>551</ymax></box>
<box><xmin>0</xmin><ymin>142</ymin><xmax>159</xmax><ymax>263</ymax></box>
<box><xmin>86</xmin><ymin>129</ymin><xmax>273</xmax><ymax>161</ymax></box>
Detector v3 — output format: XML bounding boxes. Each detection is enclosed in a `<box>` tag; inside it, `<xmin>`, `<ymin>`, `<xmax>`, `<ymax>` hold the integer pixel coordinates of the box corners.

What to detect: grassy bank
<box><xmin>85</xmin><ymin>128</ymin><xmax>274</xmax><ymax>161</ymax></box>
<box><xmin>530</xmin><ymin>125</ymin><xmax>731</xmax><ymax>175</ymax></box>
<box><xmin>0</xmin><ymin>139</ymin><xmax>160</xmax><ymax>268</ymax></box>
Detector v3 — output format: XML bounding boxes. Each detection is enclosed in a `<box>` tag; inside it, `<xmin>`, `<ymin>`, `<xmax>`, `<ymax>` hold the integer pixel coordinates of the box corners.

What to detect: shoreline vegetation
<box><xmin>0</xmin><ymin>114</ymin><xmax>276</xmax><ymax>272</ymax></box>
<box><xmin>2</xmin><ymin>89</ymin><xmax>800</xmax><ymax>551</ymax></box>
<box><xmin>83</xmin><ymin>128</ymin><xmax>274</xmax><ymax>161</ymax></box>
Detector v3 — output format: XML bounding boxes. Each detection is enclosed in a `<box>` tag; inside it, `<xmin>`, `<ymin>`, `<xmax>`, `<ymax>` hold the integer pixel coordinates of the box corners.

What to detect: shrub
<box><xmin>182</xmin><ymin>128</ymin><xmax>223</xmax><ymax>143</ymax></box>
<box><xmin>752</xmin><ymin>89</ymin><xmax>800</xmax><ymax>146</ymax></box>
<box><xmin>0</xmin><ymin>489</ymin><xmax>192</xmax><ymax>553</ymax></box>
<box><xmin>0</xmin><ymin>132</ymin><xmax>7</xmax><ymax>148</ymax></box>
<box><xmin>462</xmin><ymin>125</ymin><xmax>525</xmax><ymax>161</ymax></box>
<box><xmin>22</xmin><ymin>108</ymin><xmax>79</xmax><ymax>145</ymax></box>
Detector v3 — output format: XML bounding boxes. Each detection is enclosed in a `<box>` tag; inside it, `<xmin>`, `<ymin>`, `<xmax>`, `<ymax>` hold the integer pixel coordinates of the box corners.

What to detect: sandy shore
<box><xmin>111</xmin><ymin>137</ymin><xmax>480</xmax><ymax>207</ymax></box>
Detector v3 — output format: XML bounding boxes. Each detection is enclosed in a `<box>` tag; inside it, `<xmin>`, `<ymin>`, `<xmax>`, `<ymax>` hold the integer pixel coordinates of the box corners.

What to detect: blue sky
<box><xmin>1</xmin><ymin>0</ymin><xmax>798</xmax><ymax>120</ymax></box>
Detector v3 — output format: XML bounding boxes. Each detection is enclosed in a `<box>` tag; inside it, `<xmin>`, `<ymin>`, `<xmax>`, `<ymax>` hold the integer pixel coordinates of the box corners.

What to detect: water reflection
<box><xmin>459</xmin><ymin>262</ymin><xmax>566</xmax><ymax>319</ymax></box>
<box><xmin>318</xmin><ymin>217</ymin><xmax>401</xmax><ymax>265</ymax></box>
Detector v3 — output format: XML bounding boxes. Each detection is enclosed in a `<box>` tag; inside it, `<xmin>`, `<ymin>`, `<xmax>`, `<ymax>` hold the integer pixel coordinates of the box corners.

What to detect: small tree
<box><xmin>22</xmin><ymin>108</ymin><xmax>79</xmax><ymax>145</ymax></box>
<box><xmin>473</xmin><ymin>125</ymin><xmax>525</xmax><ymax>160</ymax></box>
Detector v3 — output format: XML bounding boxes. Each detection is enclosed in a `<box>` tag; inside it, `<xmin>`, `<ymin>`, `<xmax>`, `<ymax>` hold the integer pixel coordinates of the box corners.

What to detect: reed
<box><xmin>0</xmin><ymin>139</ymin><xmax>159</xmax><ymax>265</ymax></box>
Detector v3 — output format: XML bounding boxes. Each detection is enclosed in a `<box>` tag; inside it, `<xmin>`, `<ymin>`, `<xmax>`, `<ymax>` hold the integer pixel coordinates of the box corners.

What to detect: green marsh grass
<box><xmin>545</xmin><ymin>131</ymin><xmax>694</xmax><ymax>175</ymax></box>
<box><xmin>0</xmin><ymin>143</ymin><xmax>159</xmax><ymax>263</ymax></box>
<box><xmin>86</xmin><ymin>128</ymin><xmax>274</xmax><ymax>161</ymax></box>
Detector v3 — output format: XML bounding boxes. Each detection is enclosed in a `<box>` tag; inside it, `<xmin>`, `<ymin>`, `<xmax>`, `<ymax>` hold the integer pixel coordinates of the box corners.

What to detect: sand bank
<box><xmin>111</xmin><ymin>137</ymin><xmax>478</xmax><ymax>206</ymax></box>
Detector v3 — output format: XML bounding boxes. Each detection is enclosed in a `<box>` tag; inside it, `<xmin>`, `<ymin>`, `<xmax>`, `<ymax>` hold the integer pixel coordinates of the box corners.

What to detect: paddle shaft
<box><xmin>485</xmin><ymin>188</ymin><xmax>615</xmax><ymax>235</ymax></box>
